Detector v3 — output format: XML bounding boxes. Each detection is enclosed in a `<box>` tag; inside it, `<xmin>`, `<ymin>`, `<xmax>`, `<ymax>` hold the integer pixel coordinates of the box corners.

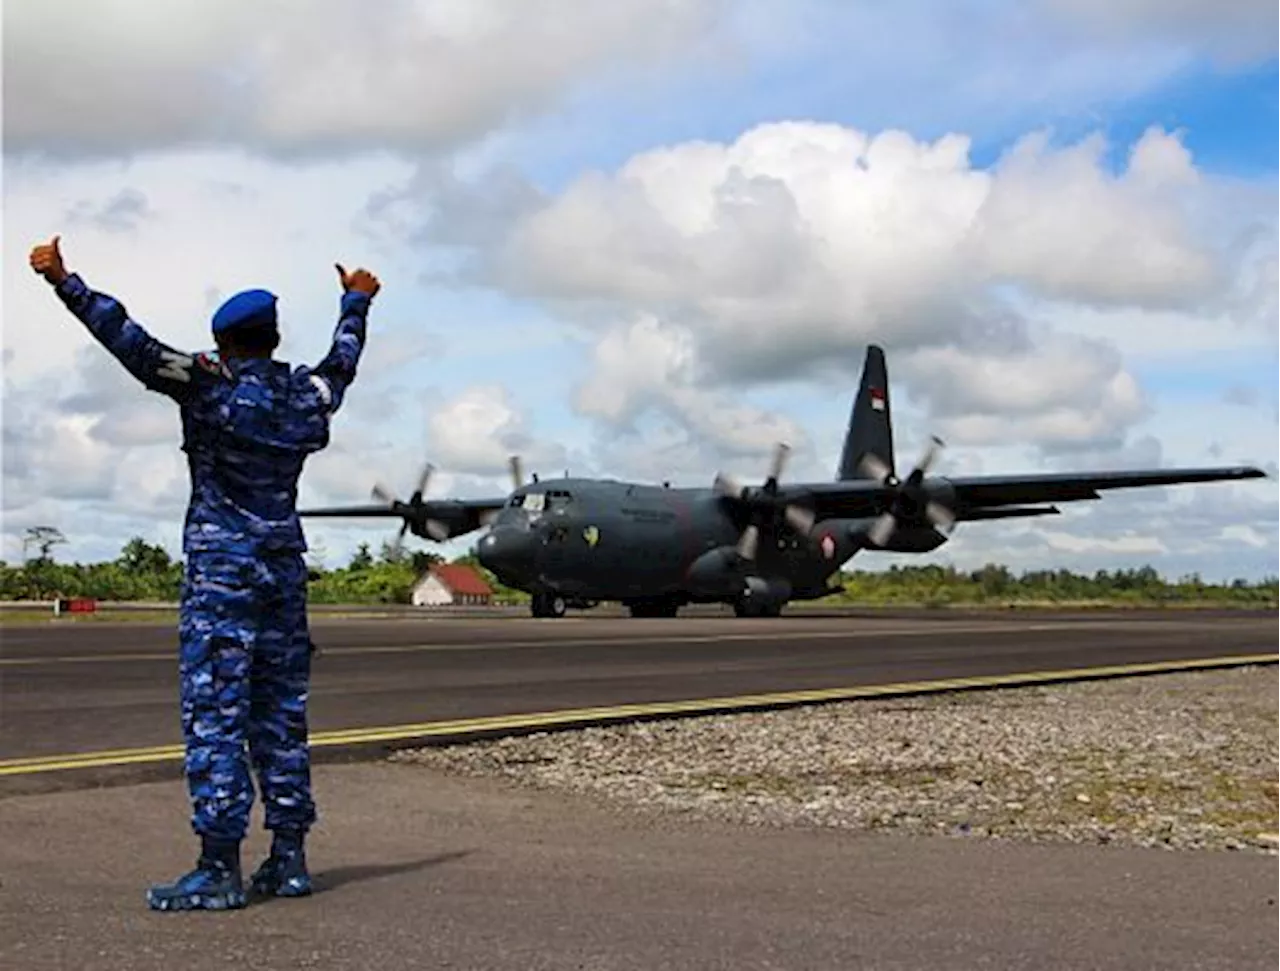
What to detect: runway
<box><xmin>2</xmin><ymin>607</ymin><xmax>1274</xmax><ymax>786</ymax></box>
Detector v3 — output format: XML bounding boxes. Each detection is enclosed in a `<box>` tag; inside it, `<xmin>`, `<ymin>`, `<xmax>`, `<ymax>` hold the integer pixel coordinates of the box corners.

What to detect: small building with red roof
<box><xmin>411</xmin><ymin>562</ymin><xmax>494</xmax><ymax>607</ymax></box>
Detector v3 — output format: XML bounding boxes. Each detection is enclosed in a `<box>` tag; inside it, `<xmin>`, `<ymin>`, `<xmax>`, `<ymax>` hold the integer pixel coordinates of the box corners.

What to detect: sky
<box><xmin>2</xmin><ymin>0</ymin><xmax>1277</xmax><ymax>583</ymax></box>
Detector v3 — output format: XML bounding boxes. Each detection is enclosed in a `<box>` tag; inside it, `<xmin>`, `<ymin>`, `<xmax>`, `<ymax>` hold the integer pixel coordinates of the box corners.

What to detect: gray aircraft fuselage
<box><xmin>474</xmin><ymin>477</ymin><xmax>939</xmax><ymax>616</ymax></box>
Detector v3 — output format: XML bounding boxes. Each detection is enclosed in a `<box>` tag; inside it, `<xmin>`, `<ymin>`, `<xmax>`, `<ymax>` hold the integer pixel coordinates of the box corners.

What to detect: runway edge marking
<box><xmin>2</xmin><ymin>652</ymin><xmax>1275</xmax><ymax>777</ymax></box>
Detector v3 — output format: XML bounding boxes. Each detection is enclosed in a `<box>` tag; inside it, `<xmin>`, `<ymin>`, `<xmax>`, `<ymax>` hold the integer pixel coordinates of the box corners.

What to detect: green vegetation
<box><xmin>0</xmin><ymin>529</ymin><xmax>528</xmax><ymax>607</ymax></box>
<box><xmin>831</xmin><ymin>563</ymin><xmax>1278</xmax><ymax>609</ymax></box>
<box><xmin>1</xmin><ymin>527</ymin><xmax>1274</xmax><ymax>610</ymax></box>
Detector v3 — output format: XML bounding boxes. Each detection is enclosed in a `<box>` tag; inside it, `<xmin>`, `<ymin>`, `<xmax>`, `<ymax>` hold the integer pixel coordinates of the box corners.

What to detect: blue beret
<box><xmin>211</xmin><ymin>289</ymin><xmax>278</xmax><ymax>336</ymax></box>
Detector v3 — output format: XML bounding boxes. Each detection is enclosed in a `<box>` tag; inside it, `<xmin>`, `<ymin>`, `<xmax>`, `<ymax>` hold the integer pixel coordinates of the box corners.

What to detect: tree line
<box><xmin>2</xmin><ymin>529</ymin><xmax>1274</xmax><ymax>608</ymax></box>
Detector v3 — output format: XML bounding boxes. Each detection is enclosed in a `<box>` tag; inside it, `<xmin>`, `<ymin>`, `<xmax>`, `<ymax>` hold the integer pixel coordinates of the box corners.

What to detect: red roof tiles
<box><xmin>429</xmin><ymin>563</ymin><xmax>493</xmax><ymax>597</ymax></box>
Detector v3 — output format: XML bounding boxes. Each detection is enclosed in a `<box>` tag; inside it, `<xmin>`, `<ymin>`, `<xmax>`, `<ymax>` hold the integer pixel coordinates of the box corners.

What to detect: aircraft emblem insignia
<box><xmin>583</xmin><ymin>525</ymin><xmax>600</xmax><ymax>548</ymax></box>
<box><xmin>820</xmin><ymin>533</ymin><xmax>836</xmax><ymax>559</ymax></box>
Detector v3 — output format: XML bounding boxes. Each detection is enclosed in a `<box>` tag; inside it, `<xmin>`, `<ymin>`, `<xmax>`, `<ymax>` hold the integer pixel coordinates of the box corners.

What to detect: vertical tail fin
<box><xmin>836</xmin><ymin>344</ymin><xmax>895</xmax><ymax>481</ymax></box>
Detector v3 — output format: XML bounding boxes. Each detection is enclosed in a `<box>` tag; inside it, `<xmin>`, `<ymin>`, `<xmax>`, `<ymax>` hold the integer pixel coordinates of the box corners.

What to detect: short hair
<box><xmin>217</xmin><ymin>325</ymin><xmax>280</xmax><ymax>355</ymax></box>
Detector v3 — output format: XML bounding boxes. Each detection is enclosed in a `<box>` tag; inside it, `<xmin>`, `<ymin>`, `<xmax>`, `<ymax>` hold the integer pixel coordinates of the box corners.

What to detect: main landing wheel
<box><xmin>732</xmin><ymin>598</ymin><xmax>783</xmax><ymax>618</ymax></box>
<box><xmin>626</xmin><ymin>597</ymin><xmax>681</xmax><ymax>618</ymax></box>
<box><xmin>531</xmin><ymin>593</ymin><xmax>567</xmax><ymax>618</ymax></box>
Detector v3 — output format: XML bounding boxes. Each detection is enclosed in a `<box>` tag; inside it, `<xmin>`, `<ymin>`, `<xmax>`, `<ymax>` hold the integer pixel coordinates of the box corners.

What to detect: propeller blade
<box><xmin>735</xmin><ymin>524</ymin><xmax>760</xmax><ymax>560</ymax></box>
<box><xmin>868</xmin><ymin>511</ymin><xmax>896</xmax><ymax>547</ymax></box>
<box><xmin>390</xmin><ymin>520</ymin><xmax>409</xmax><ymax>558</ymax></box>
<box><xmin>371</xmin><ymin>482</ymin><xmax>397</xmax><ymax>506</ymax></box>
<box><xmin>414</xmin><ymin>463</ymin><xmax>435</xmax><ymax>498</ymax></box>
<box><xmin>767</xmin><ymin>442</ymin><xmax>790</xmax><ymax>485</ymax></box>
<box><xmin>908</xmin><ymin>435</ymin><xmax>945</xmax><ymax>484</ymax></box>
<box><xmin>857</xmin><ymin>453</ymin><xmax>893</xmax><ymax>483</ymax></box>
<box><xmin>784</xmin><ymin>504</ymin><xmax>815</xmax><ymax>536</ymax></box>
<box><xmin>509</xmin><ymin>455</ymin><xmax>524</xmax><ymax>492</ymax></box>
<box><xmin>713</xmin><ymin>472</ymin><xmax>747</xmax><ymax>500</ymax></box>
<box><xmin>925</xmin><ymin>500</ymin><xmax>956</xmax><ymax>533</ymax></box>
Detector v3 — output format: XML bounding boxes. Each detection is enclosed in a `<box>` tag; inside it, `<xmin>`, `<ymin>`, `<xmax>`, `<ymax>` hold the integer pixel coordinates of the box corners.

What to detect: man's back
<box><xmin>180</xmin><ymin>356</ymin><xmax>337</xmax><ymax>556</ymax></box>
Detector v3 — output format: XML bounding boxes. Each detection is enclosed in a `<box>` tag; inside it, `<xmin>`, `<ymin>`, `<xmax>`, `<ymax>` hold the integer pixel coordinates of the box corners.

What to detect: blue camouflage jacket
<box><xmin>53</xmin><ymin>273</ymin><xmax>369</xmax><ymax>557</ymax></box>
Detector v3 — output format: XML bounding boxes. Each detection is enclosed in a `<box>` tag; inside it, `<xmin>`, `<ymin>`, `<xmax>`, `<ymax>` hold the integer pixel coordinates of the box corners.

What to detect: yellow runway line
<box><xmin>1</xmin><ymin>652</ymin><xmax>1274</xmax><ymax>778</ymax></box>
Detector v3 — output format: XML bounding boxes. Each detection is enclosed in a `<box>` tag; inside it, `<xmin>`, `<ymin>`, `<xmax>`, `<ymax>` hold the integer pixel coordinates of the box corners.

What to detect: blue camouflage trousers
<box><xmin>178</xmin><ymin>551</ymin><xmax>316</xmax><ymax>843</ymax></box>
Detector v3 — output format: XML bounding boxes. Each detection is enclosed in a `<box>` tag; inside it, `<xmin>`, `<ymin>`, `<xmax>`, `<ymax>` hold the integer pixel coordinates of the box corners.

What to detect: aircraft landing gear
<box><xmin>626</xmin><ymin>596</ymin><xmax>681</xmax><ymax>618</ymax></box>
<box><xmin>530</xmin><ymin>593</ymin><xmax>567</xmax><ymax>618</ymax></box>
<box><xmin>732</xmin><ymin>597</ymin><xmax>783</xmax><ymax>618</ymax></box>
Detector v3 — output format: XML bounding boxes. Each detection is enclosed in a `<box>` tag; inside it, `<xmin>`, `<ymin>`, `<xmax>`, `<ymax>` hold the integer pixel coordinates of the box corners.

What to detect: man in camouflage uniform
<box><xmin>29</xmin><ymin>235</ymin><xmax>379</xmax><ymax>911</ymax></box>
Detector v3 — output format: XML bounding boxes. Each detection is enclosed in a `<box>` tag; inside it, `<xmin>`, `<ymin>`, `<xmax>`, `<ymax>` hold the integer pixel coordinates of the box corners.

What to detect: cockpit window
<box><xmin>512</xmin><ymin>493</ymin><xmax>542</xmax><ymax>516</ymax></box>
<box><xmin>510</xmin><ymin>490</ymin><xmax>572</xmax><ymax>513</ymax></box>
<box><xmin>544</xmin><ymin>488</ymin><xmax>574</xmax><ymax>510</ymax></box>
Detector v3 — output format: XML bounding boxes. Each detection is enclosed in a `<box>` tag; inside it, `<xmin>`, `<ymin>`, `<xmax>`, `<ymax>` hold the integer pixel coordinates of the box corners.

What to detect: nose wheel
<box><xmin>531</xmin><ymin>593</ymin><xmax>567</xmax><ymax>618</ymax></box>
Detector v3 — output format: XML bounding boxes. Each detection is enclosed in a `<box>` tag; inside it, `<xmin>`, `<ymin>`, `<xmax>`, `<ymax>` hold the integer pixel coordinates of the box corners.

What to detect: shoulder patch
<box><xmin>195</xmin><ymin>352</ymin><xmax>232</xmax><ymax>380</ymax></box>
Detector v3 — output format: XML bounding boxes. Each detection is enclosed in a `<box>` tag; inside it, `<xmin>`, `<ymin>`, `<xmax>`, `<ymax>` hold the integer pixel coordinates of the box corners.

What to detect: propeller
<box><xmin>857</xmin><ymin>435</ymin><xmax>956</xmax><ymax>547</ymax></box>
<box><xmin>477</xmin><ymin>455</ymin><xmax>526</xmax><ymax>528</ymax></box>
<box><xmin>371</xmin><ymin>462</ymin><xmax>450</xmax><ymax>551</ymax></box>
<box><xmin>713</xmin><ymin>442</ymin><xmax>818</xmax><ymax>562</ymax></box>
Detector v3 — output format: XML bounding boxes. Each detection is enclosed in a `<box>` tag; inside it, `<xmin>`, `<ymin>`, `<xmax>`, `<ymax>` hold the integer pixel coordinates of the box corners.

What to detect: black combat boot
<box><xmin>146</xmin><ymin>837</ymin><xmax>246</xmax><ymax>911</ymax></box>
<box><xmin>248</xmin><ymin>828</ymin><xmax>312</xmax><ymax>898</ymax></box>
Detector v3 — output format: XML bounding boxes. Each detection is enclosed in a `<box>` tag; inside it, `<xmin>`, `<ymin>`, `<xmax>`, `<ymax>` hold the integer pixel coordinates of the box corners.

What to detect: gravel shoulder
<box><xmin>393</xmin><ymin>665</ymin><xmax>1279</xmax><ymax>854</ymax></box>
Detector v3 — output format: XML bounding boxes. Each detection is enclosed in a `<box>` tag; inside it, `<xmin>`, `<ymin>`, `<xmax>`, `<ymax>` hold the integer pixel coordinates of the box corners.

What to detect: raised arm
<box><xmin>29</xmin><ymin>236</ymin><xmax>198</xmax><ymax>403</ymax></box>
<box><xmin>309</xmin><ymin>263</ymin><xmax>380</xmax><ymax>414</ymax></box>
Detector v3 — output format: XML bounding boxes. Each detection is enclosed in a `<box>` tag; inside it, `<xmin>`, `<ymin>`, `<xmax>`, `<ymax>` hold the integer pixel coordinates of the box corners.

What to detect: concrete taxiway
<box><xmin>1</xmin><ymin>607</ymin><xmax>1274</xmax><ymax>791</ymax></box>
<box><xmin>1</xmin><ymin>761</ymin><xmax>1275</xmax><ymax>971</ymax></box>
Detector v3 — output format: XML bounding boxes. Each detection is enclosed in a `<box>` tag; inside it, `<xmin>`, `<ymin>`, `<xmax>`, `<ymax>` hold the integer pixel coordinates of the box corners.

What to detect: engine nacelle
<box><xmin>865</xmin><ymin>523</ymin><xmax>949</xmax><ymax>553</ymax></box>
<box><xmin>685</xmin><ymin>546</ymin><xmax>746</xmax><ymax>597</ymax></box>
<box><xmin>743</xmin><ymin>576</ymin><xmax>792</xmax><ymax>604</ymax></box>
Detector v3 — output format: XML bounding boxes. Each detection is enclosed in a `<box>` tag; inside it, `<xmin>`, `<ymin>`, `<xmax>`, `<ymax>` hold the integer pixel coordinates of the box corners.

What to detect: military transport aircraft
<box><xmin>300</xmin><ymin>345</ymin><xmax>1267</xmax><ymax>618</ymax></box>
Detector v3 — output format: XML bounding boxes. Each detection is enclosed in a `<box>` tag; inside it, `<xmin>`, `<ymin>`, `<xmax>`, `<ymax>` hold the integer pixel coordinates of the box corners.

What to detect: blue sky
<box><xmin>3</xmin><ymin>0</ymin><xmax>1277</xmax><ymax>582</ymax></box>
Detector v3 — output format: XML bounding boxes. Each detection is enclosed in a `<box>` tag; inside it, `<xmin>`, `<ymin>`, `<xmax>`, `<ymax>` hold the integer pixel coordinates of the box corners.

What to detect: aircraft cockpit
<box><xmin>507</xmin><ymin>489</ymin><xmax>574</xmax><ymax>515</ymax></box>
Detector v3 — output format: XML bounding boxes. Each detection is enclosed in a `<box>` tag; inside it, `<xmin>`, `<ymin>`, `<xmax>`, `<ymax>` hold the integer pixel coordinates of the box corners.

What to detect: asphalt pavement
<box><xmin>1</xmin><ymin>607</ymin><xmax>1274</xmax><ymax>773</ymax></box>
<box><xmin>1</xmin><ymin>761</ymin><xmax>1274</xmax><ymax>971</ymax></box>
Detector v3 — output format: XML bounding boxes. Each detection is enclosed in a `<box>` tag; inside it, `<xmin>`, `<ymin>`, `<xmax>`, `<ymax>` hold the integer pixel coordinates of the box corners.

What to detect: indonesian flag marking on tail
<box><xmin>869</xmin><ymin>387</ymin><xmax>886</xmax><ymax>412</ymax></box>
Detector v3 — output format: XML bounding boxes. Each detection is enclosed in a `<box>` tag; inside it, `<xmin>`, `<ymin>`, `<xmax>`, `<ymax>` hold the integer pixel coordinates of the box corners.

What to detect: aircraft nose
<box><xmin>477</xmin><ymin>526</ymin><xmax>536</xmax><ymax>581</ymax></box>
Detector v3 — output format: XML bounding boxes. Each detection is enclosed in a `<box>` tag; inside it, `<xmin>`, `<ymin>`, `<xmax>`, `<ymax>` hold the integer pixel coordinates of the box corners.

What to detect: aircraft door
<box><xmin>536</xmin><ymin>490</ymin><xmax>589</xmax><ymax>595</ymax></box>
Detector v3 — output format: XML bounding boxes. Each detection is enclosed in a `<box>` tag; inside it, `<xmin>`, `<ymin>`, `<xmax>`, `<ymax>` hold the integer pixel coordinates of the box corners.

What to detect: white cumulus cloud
<box><xmin>3</xmin><ymin>0</ymin><xmax>723</xmax><ymax>159</ymax></box>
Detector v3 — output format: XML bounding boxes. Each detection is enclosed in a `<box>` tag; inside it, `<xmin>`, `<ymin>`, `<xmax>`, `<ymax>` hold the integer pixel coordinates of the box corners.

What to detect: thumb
<box><xmin>334</xmin><ymin>262</ymin><xmax>347</xmax><ymax>282</ymax></box>
<box><xmin>51</xmin><ymin>235</ymin><xmax>62</xmax><ymax>255</ymax></box>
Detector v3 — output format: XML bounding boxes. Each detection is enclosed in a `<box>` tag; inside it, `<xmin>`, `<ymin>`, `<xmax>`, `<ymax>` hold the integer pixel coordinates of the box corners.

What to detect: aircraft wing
<box><xmin>298</xmin><ymin>496</ymin><xmax>510</xmax><ymax>538</ymax></box>
<box><xmin>300</xmin><ymin>497</ymin><xmax>507</xmax><ymax>517</ymax></box>
<box><xmin>790</xmin><ymin>465</ymin><xmax>1268</xmax><ymax>521</ymax></box>
<box><xmin>940</xmin><ymin>466</ymin><xmax>1267</xmax><ymax>509</ymax></box>
<box><xmin>297</xmin><ymin>503</ymin><xmax>406</xmax><ymax>518</ymax></box>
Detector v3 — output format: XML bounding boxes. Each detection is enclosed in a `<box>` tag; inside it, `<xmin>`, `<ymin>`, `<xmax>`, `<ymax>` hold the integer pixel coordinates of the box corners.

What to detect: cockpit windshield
<box><xmin>509</xmin><ymin>489</ymin><xmax>573</xmax><ymax>514</ymax></box>
<box><xmin>544</xmin><ymin>489</ymin><xmax>573</xmax><ymax>511</ymax></box>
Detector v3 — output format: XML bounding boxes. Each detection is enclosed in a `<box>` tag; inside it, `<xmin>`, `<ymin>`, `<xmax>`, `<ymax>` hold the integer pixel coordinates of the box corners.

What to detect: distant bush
<box><xmin>0</xmin><ymin>538</ymin><xmax>528</xmax><ymax>605</ymax></box>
